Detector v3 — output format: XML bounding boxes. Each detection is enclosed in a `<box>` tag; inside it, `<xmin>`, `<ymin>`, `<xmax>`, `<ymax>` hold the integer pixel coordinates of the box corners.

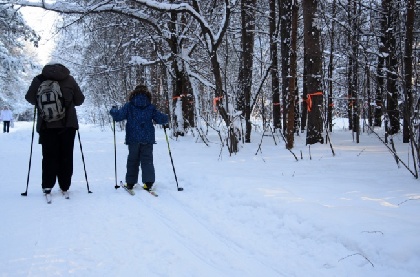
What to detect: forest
<box><xmin>1</xmin><ymin>0</ymin><xmax>419</xmax><ymax>157</ymax></box>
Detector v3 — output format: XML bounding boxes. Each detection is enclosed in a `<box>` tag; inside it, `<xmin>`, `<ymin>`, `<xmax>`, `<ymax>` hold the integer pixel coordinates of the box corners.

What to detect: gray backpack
<box><xmin>36</xmin><ymin>80</ymin><xmax>66</xmax><ymax>122</ymax></box>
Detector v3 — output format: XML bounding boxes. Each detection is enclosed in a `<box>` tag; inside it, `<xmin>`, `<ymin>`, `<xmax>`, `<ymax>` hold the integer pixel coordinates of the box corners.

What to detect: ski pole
<box><xmin>113</xmin><ymin>120</ymin><xmax>120</xmax><ymax>189</ymax></box>
<box><xmin>77</xmin><ymin>130</ymin><xmax>92</xmax><ymax>193</ymax></box>
<box><xmin>163</xmin><ymin>126</ymin><xmax>183</xmax><ymax>191</ymax></box>
<box><xmin>21</xmin><ymin>106</ymin><xmax>36</xmax><ymax>196</ymax></box>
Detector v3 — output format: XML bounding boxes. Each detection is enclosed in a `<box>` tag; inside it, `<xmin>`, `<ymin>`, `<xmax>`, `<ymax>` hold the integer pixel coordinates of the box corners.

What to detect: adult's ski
<box><xmin>62</xmin><ymin>191</ymin><xmax>70</xmax><ymax>199</ymax></box>
<box><xmin>45</xmin><ymin>193</ymin><xmax>52</xmax><ymax>204</ymax></box>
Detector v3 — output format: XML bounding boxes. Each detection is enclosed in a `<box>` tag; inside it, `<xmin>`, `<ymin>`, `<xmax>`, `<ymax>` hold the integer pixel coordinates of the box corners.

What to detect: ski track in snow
<box><xmin>0</xmin><ymin>122</ymin><xmax>419</xmax><ymax>276</ymax></box>
<box><xmin>142</xmin><ymin>189</ymin><xmax>283</xmax><ymax>276</ymax></box>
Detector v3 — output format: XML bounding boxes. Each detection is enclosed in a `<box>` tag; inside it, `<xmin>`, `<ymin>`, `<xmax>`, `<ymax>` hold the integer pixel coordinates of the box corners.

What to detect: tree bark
<box><xmin>269</xmin><ymin>0</ymin><xmax>281</xmax><ymax>130</ymax></box>
<box><xmin>280</xmin><ymin>0</ymin><xmax>292</xmax><ymax>133</ymax></box>
<box><xmin>303</xmin><ymin>0</ymin><xmax>324</xmax><ymax>145</ymax></box>
<box><xmin>327</xmin><ymin>0</ymin><xmax>336</xmax><ymax>133</ymax></box>
<box><xmin>384</xmin><ymin>0</ymin><xmax>400</xmax><ymax>135</ymax></box>
<box><xmin>238</xmin><ymin>0</ymin><xmax>256</xmax><ymax>143</ymax></box>
<box><xmin>286</xmin><ymin>1</ymin><xmax>298</xmax><ymax>149</ymax></box>
<box><xmin>403</xmin><ymin>0</ymin><xmax>415</xmax><ymax>142</ymax></box>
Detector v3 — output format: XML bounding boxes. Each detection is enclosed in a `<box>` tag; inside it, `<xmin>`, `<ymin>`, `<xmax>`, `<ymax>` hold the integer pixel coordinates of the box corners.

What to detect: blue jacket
<box><xmin>110</xmin><ymin>94</ymin><xmax>168</xmax><ymax>145</ymax></box>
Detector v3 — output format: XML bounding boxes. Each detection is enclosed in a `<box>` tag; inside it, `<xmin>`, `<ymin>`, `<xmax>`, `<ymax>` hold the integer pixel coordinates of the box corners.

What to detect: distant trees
<box><xmin>0</xmin><ymin>4</ymin><xmax>39</xmax><ymax>113</ymax></box>
<box><xmin>7</xmin><ymin>0</ymin><xmax>420</xmax><ymax>156</ymax></box>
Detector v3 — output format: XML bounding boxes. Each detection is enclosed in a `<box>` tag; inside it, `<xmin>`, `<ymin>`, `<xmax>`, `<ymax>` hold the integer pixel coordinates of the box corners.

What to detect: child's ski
<box><xmin>144</xmin><ymin>189</ymin><xmax>158</xmax><ymax>197</ymax></box>
<box><xmin>139</xmin><ymin>184</ymin><xmax>158</xmax><ymax>197</ymax></box>
<box><xmin>121</xmin><ymin>181</ymin><xmax>135</xmax><ymax>195</ymax></box>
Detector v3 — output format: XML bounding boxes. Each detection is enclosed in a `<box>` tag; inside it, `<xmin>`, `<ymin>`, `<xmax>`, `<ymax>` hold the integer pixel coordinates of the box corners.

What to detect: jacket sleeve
<box><xmin>69</xmin><ymin>76</ymin><xmax>85</xmax><ymax>106</ymax></box>
<box><xmin>109</xmin><ymin>103</ymin><xmax>129</xmax><ymax>122</ymax></box>
<box><xmin>152</xmin><ymin>107</ymin><xmax>169</xmax><ymax>125</ymax></box>
<box><xmin>25</xmin><ymin>76</ymin><xmax>42</xmax><ymax>105</ymax></box>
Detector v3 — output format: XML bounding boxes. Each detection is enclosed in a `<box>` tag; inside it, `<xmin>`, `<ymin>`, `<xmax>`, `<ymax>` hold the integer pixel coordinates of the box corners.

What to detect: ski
<box><xmin>144</xmin><ymin>189</ymin><xmax>158</xmax><ymax>197</ymax></box>
<box><xmin>121</xmin><ymin>182</ymin><xmax>135</xmax><ymax>195</ymax></box>
<box><xmin>62</xmin><ymin>191</ymin><xmax>70</xmax><ymax>199</ymax></box>
<box><xmin>45</xmin><ymin>193</ymin><xmax>52</xmax><ymax>204</ymax></box>
<box><xmin>137</xmin><ymin>183</ymin><xmax>158</xmax><ymax>197</ymax></box>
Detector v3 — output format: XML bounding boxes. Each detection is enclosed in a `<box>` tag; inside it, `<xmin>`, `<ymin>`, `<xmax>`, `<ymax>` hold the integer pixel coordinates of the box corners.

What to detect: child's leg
<box><xmin>139</xmin><ymin>144</ymin><xmax>155</xmax><ymax>185</ymax></box>
<box><xmin>126</xmin><ymin>143</ymin><xmax>141</xmax><ymax>184</ymax></box>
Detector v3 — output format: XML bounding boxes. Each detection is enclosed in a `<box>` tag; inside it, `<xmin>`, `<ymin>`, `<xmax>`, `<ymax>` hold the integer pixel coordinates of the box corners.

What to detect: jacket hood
<box><xmin>42</xmin><ymin>64</ymin><xmax>70</xmax><ymax>81</ymax></box>
<box><xmin>130</xmin><ymin>93</ymin><xmax>151</xmax><ymax>108</ymax></box>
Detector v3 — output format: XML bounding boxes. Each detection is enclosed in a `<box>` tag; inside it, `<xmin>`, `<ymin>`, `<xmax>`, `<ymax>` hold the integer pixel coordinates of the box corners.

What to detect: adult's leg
<box><xmin>139</xmin><ymin>144</ymin><xmax>155</xmax><ymax>184</ymax></box>
<box><xmin>126</xmin><ymin>143</ymin><xmax>141</xmax><ymax>185</ymax></box>
<box><xmin>40</xmin><ymin>129</ymin><xmax>60</xmax><ymax>190</ymax></box>
<box><xmin>57</xmin><ymin>128</ymin><xmax>76</xmax><ymax>191</ymax></box>
<box><xmin>4</xmin><ymin>121</ymin><xmax>10</xmax><ymax>132</ymax></box>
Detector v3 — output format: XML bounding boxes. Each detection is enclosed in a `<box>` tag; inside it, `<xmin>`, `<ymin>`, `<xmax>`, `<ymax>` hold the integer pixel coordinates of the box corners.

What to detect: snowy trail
<box><xmin>141</xmin><ymin>189</ymin><xmax>284</xmax><ymax>276</ymax></box>
<box><xmin>1</xmin><ymin>122</ymin><xmax>419</xmax><ymax>276</ymax></box>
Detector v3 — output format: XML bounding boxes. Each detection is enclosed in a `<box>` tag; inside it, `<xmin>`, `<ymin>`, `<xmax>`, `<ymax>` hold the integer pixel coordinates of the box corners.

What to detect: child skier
<box><xmin>110</xmin><ymin>84</ymin><xmax>169</xmax><ymax>192</ymax></box>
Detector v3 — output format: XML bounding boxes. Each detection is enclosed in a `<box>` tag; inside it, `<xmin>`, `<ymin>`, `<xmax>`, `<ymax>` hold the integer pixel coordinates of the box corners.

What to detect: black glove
<box><xmin>163</xmin><ymin>124</ymin><xmax>170</xmax><ymax>129</ymax></box>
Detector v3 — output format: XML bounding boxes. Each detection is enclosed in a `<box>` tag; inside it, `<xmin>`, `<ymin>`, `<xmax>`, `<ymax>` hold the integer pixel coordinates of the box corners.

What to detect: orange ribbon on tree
<box><xmin>213</xmin><ymin>96</ymin><xmax>223</xmax><ymax>111</ymax></box>
<box><xmin>306</xmin><ymin>91</ymin><xmax>323</xmax><ymax>112</ymax></box>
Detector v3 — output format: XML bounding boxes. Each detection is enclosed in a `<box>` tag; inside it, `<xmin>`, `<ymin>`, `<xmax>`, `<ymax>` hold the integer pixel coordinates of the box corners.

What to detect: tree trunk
<box><xmin>303</xmin><ymin>0</ymin><xmax>324</xmax><ymax>145</ymax></box>
<box><xmin>351</xmin><ymin>0</ymin><xmax>360</xmax><ymax>143</ymax></box>
<box><xmin>347</xmin><ymin>0</ymin><xmax>357</xmax><ymax>132</ymax></box>
<box><xmin>384</xmin><ymin>0</ymin><xmax>400</xmax><ymax>135</ymax></box>
<box><xmin>366</xmin><ymin>62</ymin><xmax>373</xmax><ymax>127</ymax></box>
<box><xmin>280</xmin><ymin>0</ymin><xmax>292</xmax><ymax>133</ymax></box>
<box><xmin>211</xmin><ymin>51</ymin><xmax>239</xmax><ymax>153</ymax></box>
<box><xmin>403</xmin><ymin>0</ymin><xmax>415</xmax><ymax>143</ymax></box>
<box><xmin>286</xmin><ymin>1</ymin><xmax>298</xmax><ymax>149</ymax></box>
<box><xmin>269</xmin><ymin>0</ymin><xmax>281</xmax><ymax>130</ymax></box>
<box><xmin>238</xmin><ymin>0</ymin><xmax>256</xmax><ymax>143</ymax></box>
<box><xmin>374</xmin><ymin>0</ymin><xmax>388</xmax><ymax>127</ymax></box>
<box><xmin>374</xmin><ymin>54</ymin><xmax>385</xmax><ymax>127</ymax></box>
<box><xmin>327</xmin><ymin>0</ymin><xmax>336</xmax><ymax>133</ymax></box>
<box><xmin>169</xmin><ymin>9</ymin><xmax>185</xmax><ymax>136</ymax></box>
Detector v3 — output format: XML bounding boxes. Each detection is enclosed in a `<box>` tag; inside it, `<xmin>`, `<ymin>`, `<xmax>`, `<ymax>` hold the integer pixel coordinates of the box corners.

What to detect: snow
<box><xmin>1</xmin><ymin>120</ymin><xmax>419</xmax><ymax>276</ymax></box>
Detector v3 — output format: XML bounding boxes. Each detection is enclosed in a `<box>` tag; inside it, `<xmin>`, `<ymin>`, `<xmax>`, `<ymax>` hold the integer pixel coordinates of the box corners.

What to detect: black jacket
<box><xmin>25</xmin><ymin>63</ymin><xmax>85</xmax><ymax>132</ymax></box>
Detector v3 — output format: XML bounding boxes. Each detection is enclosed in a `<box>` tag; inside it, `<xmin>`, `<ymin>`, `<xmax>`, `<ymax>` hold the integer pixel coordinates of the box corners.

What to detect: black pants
<box><xmin>126</xmin><ymin>143</ymin><xmax>155</xmax><ymax>185</ymax></box>
<box><xmin>40</xmin><ymin>128</ymin><xmax>76</xmax><ymax>191</ymax></box>
<box><xmin>3</xmin><ymin>121</ymin><xmax>10</xmax><ymax>133</ymax></box>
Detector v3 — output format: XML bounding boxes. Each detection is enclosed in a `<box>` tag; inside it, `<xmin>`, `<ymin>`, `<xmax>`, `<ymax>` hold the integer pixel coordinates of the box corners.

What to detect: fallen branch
<box><xmin>338</xmin><ymin>253</ymin><xmax>374</xmax><ymax>267</ymax></box>
<box><xmin>361</xmin><ymin>231</ymin><xmax>384</xmax><ymax>235</ymax></box>
<box><xmin>366</xmin><ymin>125</ymin><xmax>418</xmax><ymax>178</ymax></box>
<box><xmin>398</xmin><ymin>198</ymin><xmax>420</xmax><ymax>206</ymax></box>
<box><xmin>275</xmin><ymin>128</ymin><xmax>299</xmax><ymax>161</ymax></box>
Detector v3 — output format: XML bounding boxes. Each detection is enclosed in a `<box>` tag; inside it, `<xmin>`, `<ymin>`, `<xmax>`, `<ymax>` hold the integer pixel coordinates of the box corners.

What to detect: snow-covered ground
<box><xmin>1</xmin><ymin>120</ymin><xmax>419</xmax><ymax>276</ymax></box>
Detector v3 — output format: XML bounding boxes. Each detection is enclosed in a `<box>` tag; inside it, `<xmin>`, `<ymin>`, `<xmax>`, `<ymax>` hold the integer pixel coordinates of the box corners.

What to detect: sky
<box><xmin>20</xmin><ymin>6</ymin><xmax>59</xmax><ymax>64</ymax></box>
<box><xmin>0</xmin><ymin>119</ymin><xmax>419</xmax><ymax>276</ymax></box>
